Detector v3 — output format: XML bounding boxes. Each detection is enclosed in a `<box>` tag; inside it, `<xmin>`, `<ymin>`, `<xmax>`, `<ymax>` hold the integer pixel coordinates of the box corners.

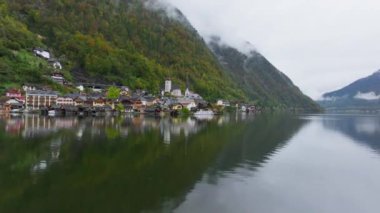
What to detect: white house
<box><xmin>171</xmin><ymin>88</ymin><xmax>182</xmax><ymax>97</ymax></box>
<box><xmin>51</xmin><ymin>73</ymin><xmax>65</xmax><ymax>85</ymax></box>
<box><xmin>56</xmin><ymin>96</ymin><xmax>74</xmax><ymax>106</ymax></box>
<box><xmin>178</xmin><ymin>98</ymin><xmax>197</xmax><ymax>110</ymax></box>
<box><xmin>216</xmin><ymin>100</ymin><xmax>231</xmax><ymax>107</ymax></box>
<box><xmin>76</xmin><ymin>85</ymin><xmax>84</xmax><ymax>92</ymax></box>
<box><xmin>25</xmin><ymin>90</ymin><xmax>58</xmax><ymax>109</ymax></box>
<box><xmin>52</xmin><ymin>61</ymin><xmax>62</xmax><ymax>70</ymax></box>
<box><xmin>23</xmin><ymin>85</ymin><xmax>36</xmax><ymax>92</ymax></box>
<box><xmin>33</xmin><ymin>49</ymin><xmax>51</xmax><ymax>59</ymax></box>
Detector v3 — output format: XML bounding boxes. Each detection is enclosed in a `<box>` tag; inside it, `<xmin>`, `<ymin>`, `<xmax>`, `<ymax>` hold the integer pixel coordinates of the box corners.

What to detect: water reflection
<box><xmin>321</xmin><ymin>115</ymin><xmax>380</xmax><ymax>153</ymax></box>
<box><xmin>0</xmin><ymin>113</ymin><xmax>305</xmax><ymax>213</ymax></box>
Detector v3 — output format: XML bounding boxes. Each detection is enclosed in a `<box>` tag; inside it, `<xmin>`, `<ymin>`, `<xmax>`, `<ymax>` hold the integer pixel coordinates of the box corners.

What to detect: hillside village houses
<box><xmin>1</xmin><ymin>47</ymin><xmax>243</xmax><ymax>114</ymax></box>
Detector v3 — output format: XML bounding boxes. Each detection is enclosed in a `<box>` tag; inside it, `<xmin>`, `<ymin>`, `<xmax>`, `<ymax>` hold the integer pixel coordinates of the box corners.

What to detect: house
<box><xmin>120</xmin><ymin>86</ymin><xmax>130</xmax><ymax>96</ymax></box>
<box><xmin>4</xmin><ymin>99</ymin><xmax>24</xmax><ymax>112</ymax></box>
<box><xmin>216</xmin><ymin>100</ymin><xmax>231</xmax><ymax>107</ymax></box>
<box><xmin>5</xmin><ymin>89</ymin><xmax>25</xmax><ymax>104</ymax></box>
<box><xmin>51</xmin><ymin>73</ymin><xmax>65</xmax><ymax>85</ymax></box>
<box><xmin>171</xmin><ymin>85</ymin><xmax>182</xmax><ymax>97</ymax></box>
<box><xmin>92</xmin><ymin>86</ymin><xmax>103</xmax><ymax>93</ymax></box>
<box><xmin>56</xmin><ymin>96</ymin><xmax>74</xmax><ymax>106</ymax></box>
<box><xmin>170</xmin><ymin>103</ymin><xmax>183</xmax><ymax>111</ymax></box>
<box><xmin>48</xmin><ymin>59</ymin><xmax>63</xmax><ymax>70</ymax></box>
<box><xmin>6</xmin><ymin>89</ymin><xmax>22</xmax><ymax>99</ymax></box>
<box><xmin>76</xmin><ymin>85</ymin><xmax>85</xmax><ymax>92</ymax></box>
<box><xmin>22</xmin><ymin>85</ymin><xmax>37</xmax><ymax>92</ymax></box>
<box><xmin>33</xmin><ymin>48</ymin><xmax>51</xmax><ymax>59</ymax></box>
<box><xmin>144</xmin><ymin>96</ymin><xmax>160</xmax><ymax>107</ymax></box>
<box><xmin>131</xmin><ymin>99</ymin><xmax>144</xmax><ymax>111</ymax></box>
<box><xmin>178</xmin><ymin>98</ymin><xmax>197</xmax><ymax>110</ymax></box>
<box><xmin>25</xmin><ymin>90</ymin><xmax>58</xmax><ymax>109</ymax></box>
<box><xmin>73</xmin><ymin>96</ymin><xmax>87</xmax><ymax>107</ymax></box>
<box><xmin>92</xmin><ymin>97</ymin><xmax>106</xmax><ymax>107</ymax></box>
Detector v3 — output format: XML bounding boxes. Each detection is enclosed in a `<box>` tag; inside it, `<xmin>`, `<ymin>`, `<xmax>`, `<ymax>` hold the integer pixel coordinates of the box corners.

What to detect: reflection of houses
<box><xmin>25</xmin><ymin>90</ymin><xmax>58</xmax><ymax>109</ymax></box>
<box><xmin>159</xmin><ymin>118</ymin><xmax>201</xmax><ymax>144</ymax></box>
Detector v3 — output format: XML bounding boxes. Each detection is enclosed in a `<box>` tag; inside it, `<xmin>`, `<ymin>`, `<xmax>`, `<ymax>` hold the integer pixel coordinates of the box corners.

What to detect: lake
<box><xmin>0</xmin><ymin>113</ymin><xmax>379</xmax><ymax>213</ymax></box>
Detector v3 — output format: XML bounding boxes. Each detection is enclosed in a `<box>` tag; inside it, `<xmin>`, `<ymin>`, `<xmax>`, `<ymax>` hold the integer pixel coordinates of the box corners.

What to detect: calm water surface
<box><xmin>0</xmin><ymin>113</ymin><xmax>379</xmax><ymax>213</ymax></box>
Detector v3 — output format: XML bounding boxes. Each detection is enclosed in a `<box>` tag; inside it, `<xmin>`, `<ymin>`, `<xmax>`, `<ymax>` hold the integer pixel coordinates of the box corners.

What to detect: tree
<box><xmin>107</xmin><ymin>86</ymin><xmax>120</xmax><ymax>100</ymax></box>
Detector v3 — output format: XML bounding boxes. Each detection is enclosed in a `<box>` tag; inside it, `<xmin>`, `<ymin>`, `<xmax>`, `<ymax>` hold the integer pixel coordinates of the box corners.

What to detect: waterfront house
<box><xmin>93</xmin><ymin>97</ymin><xmax>106</xmax><ymax>107</ymax></box>
<box><xmin>171</xmin><ymin>85</ymin><xmax>182</xmax><ymax>97</ymax></box>
<box><xmin>25</xmin><ymin>90</ymin><xmax>58</xmax><ymax>109</ymax></box>
<box><xmin>56</xmin><ymin>96</ymin><xmax>74</xmax><ymax>106</ymax></box>
<box><xmin>4</xmin><ymin>99</ymin><xmax>24</xmax><ymax>112</ymax></box>
<box><xmin>178</xmin><ymin>98</ymin><xmax>197</xmax><ymax>110</ymax></box>
<box><xmin>216</xmin><ymin>100</ymin><xmax>231</xmax><ymax>107</ymax></box>
<box><xmin>6</xmin><ymin>89</ymin><xmax>22</xmax><ymax>99</ymax></box>
<box><xmin>73</xmin><ymin>96</ymin><xmax>87</xmax><ymax>107</ymax></box>
<box><xmin>171</xmin><ymin>103</ymin><xmax>183</xmax><ymax>111</ymax></box>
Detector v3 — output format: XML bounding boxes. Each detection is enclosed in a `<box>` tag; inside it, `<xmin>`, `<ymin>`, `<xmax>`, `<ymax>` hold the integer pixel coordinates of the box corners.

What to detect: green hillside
<box><xmin>209</xmin><ymin>37</ymin><xmax>321</xmax><ymax>111</ymax></box>
<box><xmin>1</xmin><ymin>0</ymin><xmax>245</xmax><ymax>100</ymax></box>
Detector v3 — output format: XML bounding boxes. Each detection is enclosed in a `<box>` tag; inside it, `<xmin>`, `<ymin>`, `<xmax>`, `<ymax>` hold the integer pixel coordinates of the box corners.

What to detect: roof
<box><xmin>26</xmin><ymin>90</ymin><xmax>58</xmax><ymax>96</ymax></box>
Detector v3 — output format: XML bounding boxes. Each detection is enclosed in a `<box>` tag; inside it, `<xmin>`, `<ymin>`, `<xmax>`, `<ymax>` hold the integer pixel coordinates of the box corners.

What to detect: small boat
<box><xmin>10</xmin><ymin>108</ymin><xmax>23</xmax><ymax>113</ymax></box>
<box><xmin>194</xmin><ymin>109</ymin><xmax>214</xmax><ymax>116</ymax></box>
<box><xmin>48</xmin><ymin>110</ymin><xmax>56</xmax><ymax>116</ymax></box>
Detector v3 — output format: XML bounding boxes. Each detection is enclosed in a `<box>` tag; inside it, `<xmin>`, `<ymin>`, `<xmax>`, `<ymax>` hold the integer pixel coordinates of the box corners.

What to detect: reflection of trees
<box><xmin>322</xmin><ymin>115</ymin><xmax>380</xmax><ymax>153</ymax></box>
<box><xmin>0</xmin><ymin>113</ymin><xmax>306</xmax><ymax>212</ymax></box>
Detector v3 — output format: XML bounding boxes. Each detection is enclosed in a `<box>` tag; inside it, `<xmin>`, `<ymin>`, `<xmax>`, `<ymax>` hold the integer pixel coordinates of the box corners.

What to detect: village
<box><xmin>0</xmin><ymin>48</ymin><xmax>260</xmax><ymax>117</ymax></box>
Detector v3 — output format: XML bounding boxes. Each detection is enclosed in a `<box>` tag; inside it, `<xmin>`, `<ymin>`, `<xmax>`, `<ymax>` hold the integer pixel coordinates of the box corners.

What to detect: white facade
<box><xmin>34</xmin><ymin>49</ymin><xmax>51</xmax><ymax>59</ymax></box>
<box><xmin>165</xmin><ymin>80</ymin><xmax>172</xmax><ymax>93</ymax></box>
<box><xmin>76</xmin><ymin>85</ymin><xmax>84</xmax><ymax>92</ymax></box>
<box><xmin>53</xmin><ymin>62</ymin><xmax>63</xmax><ymax>70</ymax></box>
<box><xmin>171</xmin><ymin>89</ymin><xmax>182</xmax><ymax>97</ymax></box>
<box><xmin>56</xmin><ymin>97</ymin><xmax>74</xmax><ymax>106</ymax></box>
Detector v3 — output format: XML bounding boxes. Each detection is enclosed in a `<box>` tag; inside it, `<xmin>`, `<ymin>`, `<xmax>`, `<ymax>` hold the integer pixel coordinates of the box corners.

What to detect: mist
<box><xmin>162</xmin><ymin>0</ymin><xmax>380</xmax><ymax>99</ymax></box>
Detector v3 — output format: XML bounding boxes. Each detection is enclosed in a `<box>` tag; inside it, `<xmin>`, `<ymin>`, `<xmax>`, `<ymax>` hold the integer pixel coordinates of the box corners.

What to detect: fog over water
<box><xmin>163</xmin><ymin>0</ymin><xmax>380</xmax><ymax>99</ymax></box>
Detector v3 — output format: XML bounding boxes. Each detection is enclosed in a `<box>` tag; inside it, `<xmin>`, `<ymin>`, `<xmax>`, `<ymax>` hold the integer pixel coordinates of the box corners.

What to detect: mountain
<box><xmin>0</xmin><ymin>0</ymin><xmax>246</xmax><ymax>100</ymax></box>
<box><xmin>0</xmin><ymin>0</ymin><xmax>320</xmax><ymax>111</ymax></box>
<box><xmin>319</xmin><ymin>70</ymin><xmax>380</xmax><ymax>109</ymax></box>
<box><xmin>208</xmin><ymin>37</ymin><xmax>320</xmax><ymax>111</ymax></box>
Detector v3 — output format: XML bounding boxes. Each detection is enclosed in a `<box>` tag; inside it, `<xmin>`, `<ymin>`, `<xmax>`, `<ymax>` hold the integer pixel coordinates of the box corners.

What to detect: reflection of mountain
<box><xmin>207</xmin><ymin>113</ymin><xmax>307</xmax><ymax>179</ymax></box>
<box><xmin>0</xmin><ymin>114</ymin><xmax>306</xmax><ymax>212</ymax></box>
<box><xmin>322</xmin><ymin>115</ymin><xmax>380</xmax><ymax>152</ymax></box>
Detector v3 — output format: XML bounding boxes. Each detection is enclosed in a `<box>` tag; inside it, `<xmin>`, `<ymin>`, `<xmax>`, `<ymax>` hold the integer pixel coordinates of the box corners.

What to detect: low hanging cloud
<box><xmin>162</xmin><ymin>0</ymin><xmax>380</xmax><ymax>99</ymax></box>
<box><xmin>354</xmin><ymin>92</ymin><xmax>380</xmax><ymax>100</ymax></box>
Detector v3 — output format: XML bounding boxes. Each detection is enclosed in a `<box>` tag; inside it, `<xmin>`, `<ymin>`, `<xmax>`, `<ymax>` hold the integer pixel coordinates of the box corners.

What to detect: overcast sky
<box><xmin>164</xmin><ymin>0</ymin><xmax>380</xmax><ymax>99</ymax></box>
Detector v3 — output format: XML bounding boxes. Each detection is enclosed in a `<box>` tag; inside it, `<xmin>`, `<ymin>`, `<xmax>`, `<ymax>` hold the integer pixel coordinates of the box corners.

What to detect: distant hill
<box><xmin>319</xmin><ymin>70</ymin><xmax>380</xmax><ymax>110</ymax></box>
<box><xmin>208</xmin><ymin>37</ymin><xmax>321</xmax><ymax>111</ymax></box>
